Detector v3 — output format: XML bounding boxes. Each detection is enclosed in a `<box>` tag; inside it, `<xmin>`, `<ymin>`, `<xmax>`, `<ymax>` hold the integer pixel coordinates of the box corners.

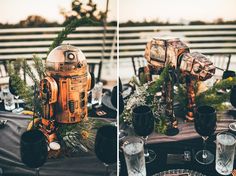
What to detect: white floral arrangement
<box><xmin>121</xmin><ymin>83</ymin><xmax>150</xmax><ymax>123</ymax></box>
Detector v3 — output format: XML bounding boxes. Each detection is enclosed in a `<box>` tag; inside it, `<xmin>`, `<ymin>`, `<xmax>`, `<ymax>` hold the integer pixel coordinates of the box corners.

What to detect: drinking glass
<box><xmin>132</xmin><ymin>105</ymin><xmax>156</xmax><ymax>163</ymax></box>
<box><xmin>111</xmin><ymin>86</ymin><xmax>124</xmax><ymax>115</ymax></box>
<box><xmin>2</xmin><ymin>87</ymin><xmax>15</xmax><ymax>111</ymax></box>
<box><xmin>194</xmin><ymin>105</ymin><xmax>217</xmax><ymax>165</ymax></box>
<box><xmin>230</xmin><ymin>85</ymin><xmax>236</xmax><ymax>108</ymax></box>
<box><xmin>215</xmin><ymin>131</ymin><xmax>236</xmax><ymax>175</ymax></box>
<box><xmin>222</xmin><ymin>70</ymin><xmax>236</xmax><ymax>80</ymax></box>
<box><xmin>20</xmin><ymin>129</ymin><xmax>48</xmax><ymax>176</ymax></box>
<box><xmin>92</xmin><ymin>82</ymin><xmax>103</xmax><ymax>106</ymax></box>
<box><xmin>119</xmin><ymin>130</ymin><xmax>128</xmax><ymax>175</ymax></box>
<box><xmin>0</xmin><ymin>89</ymin><xmax>2</xmax><ymax>103</ymax></box>
<box><xmin>95</xmin><ymin>125</ymin><xmax>117</xmax><ymax>175</ymax></box>
<box><xmin>87</xmin><ymin>72</ymin><xmax>96</xmax><ymax>109</ymax></box>
<box><xmin>9</xmin><ymin>78</ymin><xmax>23</xmax><ymax>113</ymax></box>
<box><xmin>123</xmin><ymin>137</ymin><xmax>146</xmax><ymax>176</ymax></box>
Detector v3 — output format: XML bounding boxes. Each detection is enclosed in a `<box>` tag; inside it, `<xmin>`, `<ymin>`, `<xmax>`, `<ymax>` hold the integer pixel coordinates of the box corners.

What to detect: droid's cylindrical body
<box><xmin>41</xmin><ymin>45</ymin><xmax>92</xmax><ymax>124</ymax></box>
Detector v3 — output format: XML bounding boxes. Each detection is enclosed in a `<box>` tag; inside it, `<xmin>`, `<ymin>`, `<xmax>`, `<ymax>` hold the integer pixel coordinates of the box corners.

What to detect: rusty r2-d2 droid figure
<box><xmin>39</xmin><ymin>44</ymin><xmax>94</xmax><ymax>144</ymax></box>
<box><xmin>144</xmin><ymin>37</ymin><xmax>215</xmax><ymax>135</ymax></box>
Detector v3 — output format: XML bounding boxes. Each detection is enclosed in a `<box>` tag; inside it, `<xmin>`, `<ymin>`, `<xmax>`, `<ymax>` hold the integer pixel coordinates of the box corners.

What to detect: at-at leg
<box><xmin>163</xmin><ymin>68</ymin><xmax>178</xmax><ymax>134</ymax></box>
<box><xmin>185</xmin><ymin>76</ymin><xmax>196</xmax><ymax>121</ymax></box>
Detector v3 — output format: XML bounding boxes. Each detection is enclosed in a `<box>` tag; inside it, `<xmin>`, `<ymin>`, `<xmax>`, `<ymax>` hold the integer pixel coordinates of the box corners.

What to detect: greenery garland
<box><xmin>176</xmin><ymin>77</ymin><xmax>236</xmax><ymax>111</ymax></box>
<box><xmin>120</xmin><ymin>66</ymin><xmax>170</xmax><ymax>133</ymax></box>
<box><xmin>121</xmin><ymin>67</ymin><xmax>236</xmax><ymax>134</ymax></box>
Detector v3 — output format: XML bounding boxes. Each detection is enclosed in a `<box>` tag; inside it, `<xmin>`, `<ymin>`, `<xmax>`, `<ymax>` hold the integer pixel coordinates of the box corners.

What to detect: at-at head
<box><xmin>179</xmin><ymin>52</ymin><xmax>215</xmax><ymax>81</ymax></box>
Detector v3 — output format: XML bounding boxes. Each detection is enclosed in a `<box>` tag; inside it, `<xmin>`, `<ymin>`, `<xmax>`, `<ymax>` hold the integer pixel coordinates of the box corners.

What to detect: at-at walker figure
<box><xmin>143</xmin><ymin>37</ymin><xmax>215</xmax><ymax>135</ymax></box>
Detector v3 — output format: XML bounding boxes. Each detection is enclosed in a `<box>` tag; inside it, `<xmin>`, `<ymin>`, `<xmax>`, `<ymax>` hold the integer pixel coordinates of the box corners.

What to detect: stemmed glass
<box><xmin>132</xmin><ymin>105</ymin><xmax>156</xmax><ymax>163</ymax></box>
<box><xmin>228</xmin><ymin>85</ymin><xmax>236</xmax><ymax>118</ymax></box>
<box><xmin>20</xmin><ymin>129</ymin><xmax>48</xmax><ymax>176</ymax></box>
<box><xmin>230</xmin><ymin>85</ymin><xmax>236</xmax><ymax>108</ymax></box>
<box><xmin>9</xmin><ymin>78</ymin><xmax>23</xmax><ymax>113</ymax></box>
<box><xmin>222</xmin><ymin>70</ymin><xmax>236</xmax><ymax>80</ymax></box>
<box><xmin>111</xmin><ymin>86</ymin><xmax>124</xmax><ymax>115</ymax></box>
<box><xmin>87</xmin><ymin>72</ymin><xmax>95</xmax><ymax>110</ymax></box>
<box><xmin>194</xmin><ymin>105</ymin><xmax>217</xmax><ymax>165</ymax></box>
<box><xmin>2</xmin><ymin>87</ymin><xmax>15</xmax><ymax>111</ymax></box>
<box><xmin>92</xmin><ymin>82</ymin><xmax>103</xmax><ymax>107</ymax></box>
<box><xmin>95</xmin><ymin>125</ymin><xmax>117</xmax><ymax>175</ymax></box>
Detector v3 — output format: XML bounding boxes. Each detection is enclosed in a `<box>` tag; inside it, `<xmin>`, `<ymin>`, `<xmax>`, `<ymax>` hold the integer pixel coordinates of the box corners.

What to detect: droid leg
<box><xmin>41</xmin><ymin>104</ymin><xmax>57</xmax><ymax>143</ymax></box>
<box><xmin>185</xmin><ymin>76</ymin><xmax>196</xmax><ymax>122</ymax></box>
<box><xmin>39</xmin><ymin>77</ymin><xmax>59</xmax><ymax>145</ymax></box>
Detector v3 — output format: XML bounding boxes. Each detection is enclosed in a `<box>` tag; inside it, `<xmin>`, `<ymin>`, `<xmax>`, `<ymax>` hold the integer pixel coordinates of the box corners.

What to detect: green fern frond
<box><xmin>32</xmin><ymin>55</ymin><xmax>45</xmax><ymax>79</ymax></box>
<box><xmin>47</xmin><ymin>17</ymin><xmax>99</xmax><ymax>55</ymax></box>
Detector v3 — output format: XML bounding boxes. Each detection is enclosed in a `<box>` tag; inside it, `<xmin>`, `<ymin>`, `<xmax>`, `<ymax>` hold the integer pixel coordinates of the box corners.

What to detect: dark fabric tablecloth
<box><xmin>120</xmin><ymin>110</ymin><xmax>236</xmax><ymax>176</ymax></box>
<box><xmin>0</xmin><ymin>111</ymin><xmax>116</xmax><ymax>176</ymax></box>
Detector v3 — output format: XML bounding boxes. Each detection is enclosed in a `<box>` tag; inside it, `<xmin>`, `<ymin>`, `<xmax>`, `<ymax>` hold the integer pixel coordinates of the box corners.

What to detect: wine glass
<box><xmin>132</xmin><ymin>105</ymin><xmax>156</xmax><ymax>163</ymax></box>
<box><xmin>2</xmin><ymin>86</ymin><xmax>15</xmax><ymax>111</ymax></box>
<box><xmin>87</xmin><ymin>72</ymin><xmax>95</xmax><ymax>110</ymax></box>
<box><xmin>229</xmin><ymin>85</ymin><xmax>236</xmax><ymax>118</ymax></box>
<box><xmin>222</xmin><ymin>70</ymin><xmax>236</xmax><ymax>80</ymax></box>
<box><xmin>92</xmin><ymin>82</ymin><xmax>103</xmax><ymax>108</ymax></box>
<box><xmin>230</xmin><ymin>85</ymin><xmax>236</xmax><ymax>108</ymax></box>
<box><xmin>95</xmin><ymin>125</ymin><xmax>117</xmax><ymax>175</ymax></box>
<box><xmin>20</xmin><ymin>129</ymin><xmax>48</xmax><ymax>176</ymax></box>
<box><xmin>111</xmin><ymin>86</ymin><xmax>124</xmax><ymax>115</ymax></box>
<box><xmin>9</xmin><ymin>77</ymin><xmax>23</xmax><ymax>113</ymax></box>
<box><xmin>194</xmin><ymin>105</ymin><xmax>217</xmax><ymax>165</ymax></box>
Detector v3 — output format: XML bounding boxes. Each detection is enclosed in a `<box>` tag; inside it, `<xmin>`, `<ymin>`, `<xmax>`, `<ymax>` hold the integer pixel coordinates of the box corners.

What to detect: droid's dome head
<box><xmin>46</xmin><ymin>44</ymin><xmax>87</xmax><ymax>72</ymax></box>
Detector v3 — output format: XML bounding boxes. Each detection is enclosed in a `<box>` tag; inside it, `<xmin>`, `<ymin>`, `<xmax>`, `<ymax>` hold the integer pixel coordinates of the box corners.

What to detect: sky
<box><xmin>119</xmin><ymin>0</ymin><xmax>236</xmax><ymax>23</ymax></box>
<box><xmin>0</xmin><ymin>0</ymin><xmax>117</xmax><ymax>24</ymax></box>
<box><xmin>0</xmin><ymin>0</ymin><xmax>236</xmax><ymax>24</ymax></box>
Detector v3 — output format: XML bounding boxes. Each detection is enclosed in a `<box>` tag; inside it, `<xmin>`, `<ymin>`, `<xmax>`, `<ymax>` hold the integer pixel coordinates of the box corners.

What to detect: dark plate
<box><xmin>101</xmin><ymin>94</ymin><xmax>116</xmax><ymax>111</ymax></box>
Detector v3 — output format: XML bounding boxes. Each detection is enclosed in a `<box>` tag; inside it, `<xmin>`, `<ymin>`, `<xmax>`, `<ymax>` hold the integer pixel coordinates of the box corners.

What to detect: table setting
<box><xmin>119</xmin><ymin>37</ymin><xmax>236</xmax><ymax>176</ymax></box>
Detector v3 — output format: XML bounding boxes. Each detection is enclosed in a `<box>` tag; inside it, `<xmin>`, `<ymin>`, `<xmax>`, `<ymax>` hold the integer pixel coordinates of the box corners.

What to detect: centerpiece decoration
<box><xmin>7</xmin><ymin>18</ymin><xmax>108</xmax><ymax>157</ymax></box>
<box><xmin>121</xmin><ymin>37</ymin><xmax>236</xmax><ymax>135</ymax></box>
<box><xmin>38</xmin><ymin>44</ymin><xmax>94</xmax><ymax>148</ymax></box>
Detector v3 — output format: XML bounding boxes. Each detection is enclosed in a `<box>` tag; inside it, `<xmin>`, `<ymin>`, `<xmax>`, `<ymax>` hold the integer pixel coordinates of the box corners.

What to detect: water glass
<box><xmin>2</xmin><ymin>87</ymin><xmax>15</xmax><ymax>111</ymax></box>
<box><xmin>215</xmin><ymin>131</ymin><xmax>236</xmax><ymax>175</ymax></box>
<box><xmin>92</xmin><ymin>82</ymin><xmax>103</xmax><ymax>105</ymax></box>
<box><xmin>123</xmin><ymin>137</ymin><xmax>146</xmax><ymax>176</ymax></box>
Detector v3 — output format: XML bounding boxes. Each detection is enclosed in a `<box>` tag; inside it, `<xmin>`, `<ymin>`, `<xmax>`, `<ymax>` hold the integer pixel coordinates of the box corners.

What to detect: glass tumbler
<box><xmin>215</xmin><ymin>131</ymin><xmax>236</xmax><ymax>175</ymax></box>
<box><xmin>123</xmin><ymin>137</ymin><xmax>146</xmax><ymax>176</ymax></box>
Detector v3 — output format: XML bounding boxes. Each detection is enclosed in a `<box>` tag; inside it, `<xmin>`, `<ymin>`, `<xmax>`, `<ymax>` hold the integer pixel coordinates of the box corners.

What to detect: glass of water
<box><xmin>2</xmin><ymin>86</ymin><xmax>15</xmax><ymax>111</ymax></box>
<box><xmin>92</xmin><ymin>82</ymin><xmax>103</xmax><ymax>106</ymax></box>
<box><xmin>123</xmin><ymin>137</ymin><xmax>146</xmax><ymax>176</ymax></box>
<box><xmin>215</xmin><ymin>131</ymin><xmax>236</xmax><ymax>175</ymax></box>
